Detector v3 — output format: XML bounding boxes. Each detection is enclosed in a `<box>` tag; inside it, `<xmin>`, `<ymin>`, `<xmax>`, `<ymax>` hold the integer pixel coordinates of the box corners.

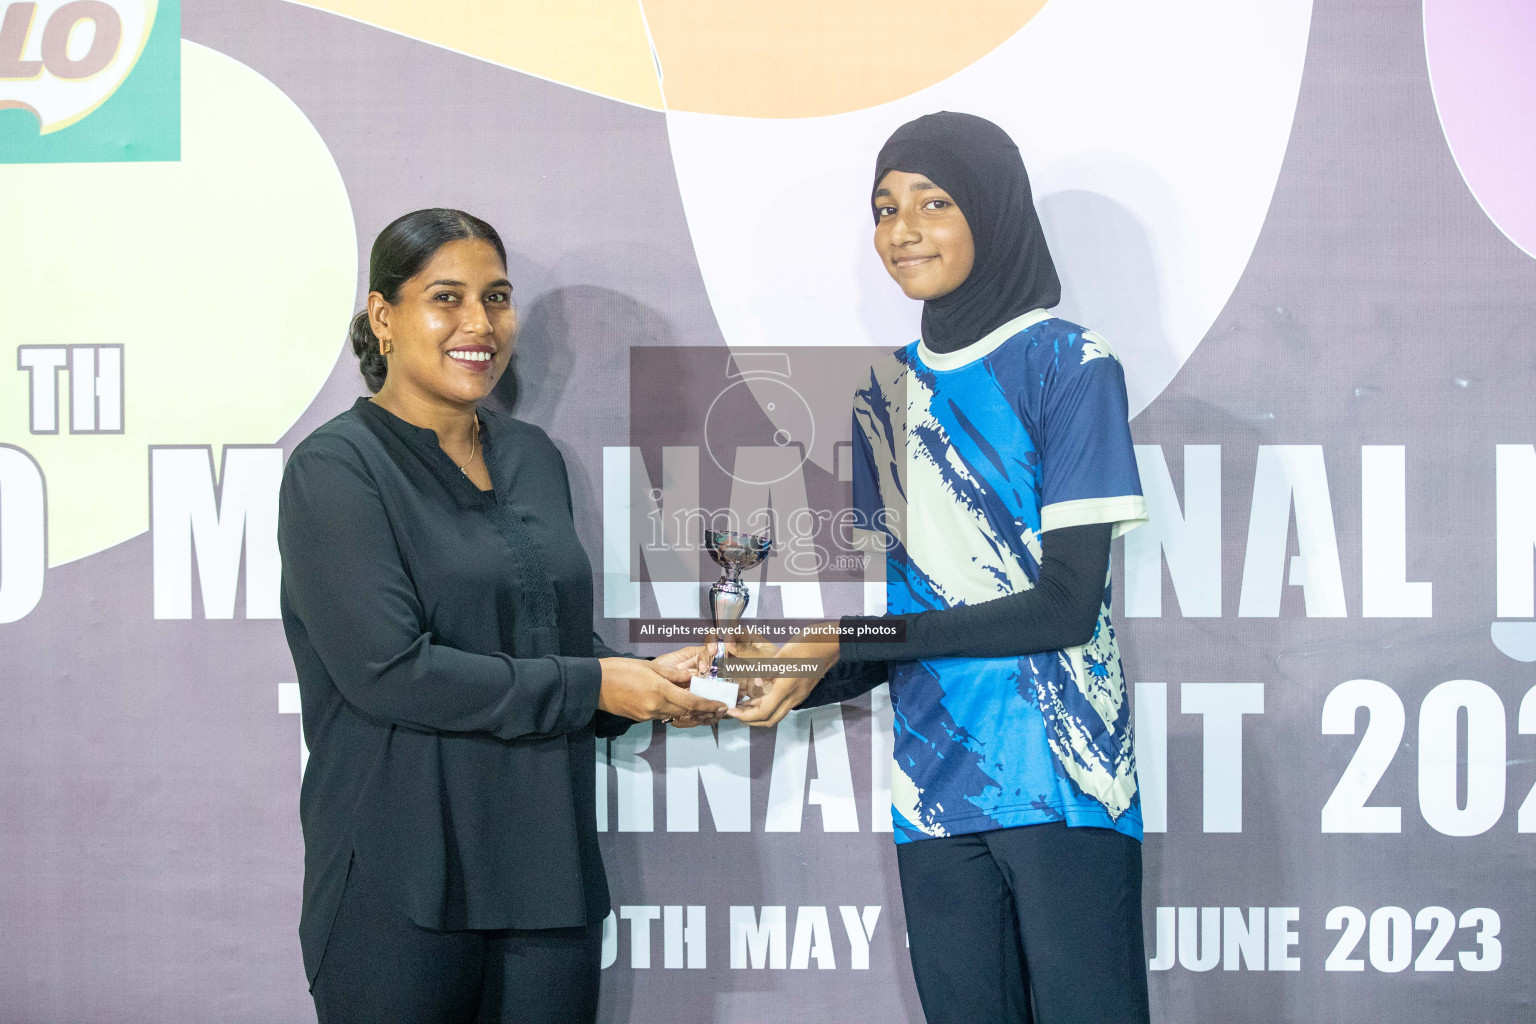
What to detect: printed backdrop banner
<box><xmin>2</xmin><ymin>0</ymin><xmax>1534</xmax><ymax>1021</ymax></box>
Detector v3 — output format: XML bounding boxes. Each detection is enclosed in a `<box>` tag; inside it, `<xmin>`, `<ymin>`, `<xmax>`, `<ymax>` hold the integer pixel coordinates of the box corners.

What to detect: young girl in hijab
<box><xmin>730</xmin><ymin>111</ymin><xmax>1152</xmax><ymax>1023</ymax></box>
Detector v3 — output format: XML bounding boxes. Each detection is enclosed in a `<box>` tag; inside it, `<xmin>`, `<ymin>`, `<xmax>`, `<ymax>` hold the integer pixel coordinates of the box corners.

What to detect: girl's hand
<box><xmin>720</xmin><ymin>628</ymin><xmax>778</xmax><ymax>661</ymax></box>
<box><xmin>727</xmin><ymin>623</ymin><xmax>841</xmax><ymax>727</ymax></box>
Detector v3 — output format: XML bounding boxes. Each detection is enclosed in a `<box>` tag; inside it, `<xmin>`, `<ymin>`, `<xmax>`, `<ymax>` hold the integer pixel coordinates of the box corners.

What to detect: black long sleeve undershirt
<box><xmin>800</xmin><ymin>521</ymin><xmax>1113</xmax><ymax>708</ymax></box>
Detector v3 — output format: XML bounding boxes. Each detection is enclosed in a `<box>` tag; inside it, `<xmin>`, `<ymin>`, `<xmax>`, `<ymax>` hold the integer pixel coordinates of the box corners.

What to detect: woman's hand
<box><xmin>652</xmin><ymin>644</ymin><xmax>730</xmax><ymax>728</ymax></box>
<box><xmin>597</xmin><ymin>657</ymin><xmax>727</xmax><ymax>723</ymax></box>
<box><xmin>652</xmin><ymin>644</ymin><xmax>710</xmax><ymax>677</ymax></box>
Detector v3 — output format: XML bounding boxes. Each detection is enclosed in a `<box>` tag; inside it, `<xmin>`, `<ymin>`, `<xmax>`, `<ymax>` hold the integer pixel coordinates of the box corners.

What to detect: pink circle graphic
<box><xmin>1424</xmin><ymin>0</ymin><xmax>1536</xmax><ymax>258</ymax></box>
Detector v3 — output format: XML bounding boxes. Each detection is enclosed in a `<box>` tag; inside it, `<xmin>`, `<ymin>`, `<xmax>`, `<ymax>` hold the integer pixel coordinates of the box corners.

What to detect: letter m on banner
<box><xmin>151</xmin><ymin>445</ymin><xmax>282</xmax><ymax>619</ymax></box>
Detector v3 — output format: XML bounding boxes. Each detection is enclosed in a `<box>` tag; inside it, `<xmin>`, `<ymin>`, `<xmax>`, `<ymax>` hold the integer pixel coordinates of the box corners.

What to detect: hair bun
<box><xmin>349</xmin><ymin>310</ymin><xmax>388</xmax><ymax>393</ymax></box>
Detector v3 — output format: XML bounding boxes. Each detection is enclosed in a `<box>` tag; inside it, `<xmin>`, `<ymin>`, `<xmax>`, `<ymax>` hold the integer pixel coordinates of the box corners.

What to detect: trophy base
<box><xmin>688</xmin><ymin>674</ymin><xmax>741</xmax><ymax>707</ymax></box>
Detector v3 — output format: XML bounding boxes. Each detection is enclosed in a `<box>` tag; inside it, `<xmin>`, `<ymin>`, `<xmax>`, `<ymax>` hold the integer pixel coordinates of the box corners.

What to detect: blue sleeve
<box><xmin>1036</xmin><ymin>335</ymin><xmax>1147</xmax><ymax>536</ymax></box>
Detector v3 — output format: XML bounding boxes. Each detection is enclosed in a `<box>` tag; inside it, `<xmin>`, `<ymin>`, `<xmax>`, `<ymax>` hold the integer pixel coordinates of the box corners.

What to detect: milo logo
<box><xmin>0</xmin><ymin>0</ymin><xmax>178</xmax><ymax>162</ymax></box>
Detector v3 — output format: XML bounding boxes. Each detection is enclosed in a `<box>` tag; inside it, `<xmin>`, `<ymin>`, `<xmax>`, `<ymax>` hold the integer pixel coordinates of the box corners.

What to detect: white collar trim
<box><xmin>916</xmin><ymin>308</ymin><xmax>1053</xmax><ymax>370</ymax></box>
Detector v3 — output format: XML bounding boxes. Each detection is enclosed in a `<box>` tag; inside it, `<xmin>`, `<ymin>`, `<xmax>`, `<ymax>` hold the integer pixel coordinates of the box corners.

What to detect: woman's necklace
<box><xmin>452</xmin><ymin>417</ymin><xmax>480</xmax><ymax>474</ymax></box>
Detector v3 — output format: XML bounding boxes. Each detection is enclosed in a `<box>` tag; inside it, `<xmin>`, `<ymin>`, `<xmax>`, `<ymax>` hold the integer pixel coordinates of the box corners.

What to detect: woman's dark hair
<box><xmin>349</xmin><ymin>208</ymin><xmax>508</xmax><ymax>393</ymax></box>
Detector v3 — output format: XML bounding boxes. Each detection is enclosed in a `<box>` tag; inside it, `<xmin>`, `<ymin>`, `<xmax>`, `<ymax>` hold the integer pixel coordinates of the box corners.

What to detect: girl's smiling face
<box><xmin>873</xmin><ymin>169</ymin><xmax>976</xmax><ymax>301</ymax></box>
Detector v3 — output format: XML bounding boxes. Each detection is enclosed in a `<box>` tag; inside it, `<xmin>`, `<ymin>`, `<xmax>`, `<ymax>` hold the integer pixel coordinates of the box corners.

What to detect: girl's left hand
<box><xmin>728</xmin><ymin>624</ymin><xmax>841</xmax><ymax>728</ymax></box>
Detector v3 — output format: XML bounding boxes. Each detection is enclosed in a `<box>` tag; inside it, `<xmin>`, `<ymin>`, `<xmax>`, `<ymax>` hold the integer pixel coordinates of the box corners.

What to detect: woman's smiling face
<box><xmin>368</xmin><ymin>237</ymin><xmax>517</xmax><ymax>408</ymax></box>
<box><xmin>873</xmin><ymin>169</ymin><xmax>976</xmax><ymax>301</ymax></box>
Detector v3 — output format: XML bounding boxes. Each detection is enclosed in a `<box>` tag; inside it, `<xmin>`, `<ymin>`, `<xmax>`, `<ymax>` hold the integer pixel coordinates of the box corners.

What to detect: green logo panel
<box><xmin>0</xmin><ymin>0</ymin><xmax>180</xmax><ymax>163</ymax></box>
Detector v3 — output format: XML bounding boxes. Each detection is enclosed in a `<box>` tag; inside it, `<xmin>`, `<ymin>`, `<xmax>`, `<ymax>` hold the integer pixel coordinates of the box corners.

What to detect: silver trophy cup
<box><xmin>687</xmin><ymin>529</ymin><xmax>772</xmax><ymax>705</ymax></box>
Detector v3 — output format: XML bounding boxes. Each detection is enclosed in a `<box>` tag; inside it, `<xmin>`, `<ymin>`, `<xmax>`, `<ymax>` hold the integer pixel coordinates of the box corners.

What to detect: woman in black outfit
<box><xmin>277</xmin><ymin>209</ymin><xmax>727</xmax><ymax>1024</ymax></box>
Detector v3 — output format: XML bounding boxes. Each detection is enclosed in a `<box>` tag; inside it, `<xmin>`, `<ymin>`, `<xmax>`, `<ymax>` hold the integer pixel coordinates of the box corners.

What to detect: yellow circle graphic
<box><xmin>0</xmin><ymin>41</ymin><xmax>357</xmax><ymax>567</ymax></box>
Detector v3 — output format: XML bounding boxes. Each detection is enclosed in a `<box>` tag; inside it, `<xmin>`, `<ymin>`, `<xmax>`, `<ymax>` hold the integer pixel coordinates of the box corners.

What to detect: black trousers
<box><xmin>896</xmin><ymin>822</ymin><xmax>1151</xmax><ymax>1024</ymax></box>
<box><xmin>310</xmin><ymin>863</ymin><xmax>604</xmax><ymax>1024</ymax></box>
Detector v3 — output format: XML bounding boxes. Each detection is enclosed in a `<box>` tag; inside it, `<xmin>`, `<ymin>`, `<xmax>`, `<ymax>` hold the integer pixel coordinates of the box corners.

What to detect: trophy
<box><xmin>688</xmin><ymin>528</ymin><xmax>772</xmax><ymax>706</ymax></box>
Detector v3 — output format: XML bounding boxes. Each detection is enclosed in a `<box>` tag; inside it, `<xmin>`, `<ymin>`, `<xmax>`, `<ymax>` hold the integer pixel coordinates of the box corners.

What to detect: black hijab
<box><xmin>873</xmin><ymin>111</ymin><xmax>1060</xmax><ymax>354</ymax></box>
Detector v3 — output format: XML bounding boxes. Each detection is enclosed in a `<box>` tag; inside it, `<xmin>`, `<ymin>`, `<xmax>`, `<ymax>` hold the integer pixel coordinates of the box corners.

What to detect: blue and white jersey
<box><xmin>851</xmin><ymin>309</ymin><xmax>1148</xmax><ymax>844</ymax></box>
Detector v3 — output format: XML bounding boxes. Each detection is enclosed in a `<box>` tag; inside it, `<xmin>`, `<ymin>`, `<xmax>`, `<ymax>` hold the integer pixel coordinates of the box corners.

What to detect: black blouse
<box><xmin>278</xmin><ymin>397</ymin><xmax>630</xmax><ymax>982</ymax></box>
